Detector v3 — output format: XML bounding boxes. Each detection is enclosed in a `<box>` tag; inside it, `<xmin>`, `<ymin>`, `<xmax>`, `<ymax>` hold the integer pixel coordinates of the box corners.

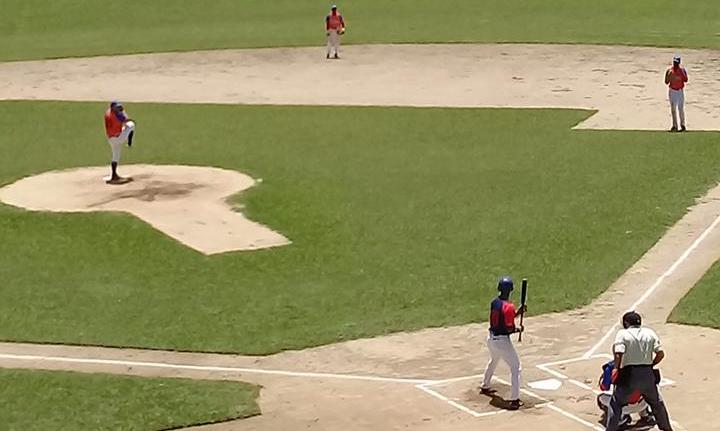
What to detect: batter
<box><xmin>480</xmin><ymin>276</ymin><xmax>526</xmax><ymax>410</ymax></box>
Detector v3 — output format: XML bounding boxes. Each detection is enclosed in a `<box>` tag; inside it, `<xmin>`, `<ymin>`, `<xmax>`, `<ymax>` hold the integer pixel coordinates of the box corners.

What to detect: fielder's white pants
<box><xmin>669</xmin><ymin>89</ymin><xmax>685</xmax><ymax>128</ymax></box>
<box><xmin>107</xmin><ymin>121</ymin><xmax>135</xmax><ymax>163</ymax></box>
<box><xmin>326</xmin><ymin>30</ymin><xmax>340</xmax><ymax>56</ymax></box>
<box><xmin>482</xmin><ymin>334</ymin><xmax>521</xmax><ymax>400</ymax></box>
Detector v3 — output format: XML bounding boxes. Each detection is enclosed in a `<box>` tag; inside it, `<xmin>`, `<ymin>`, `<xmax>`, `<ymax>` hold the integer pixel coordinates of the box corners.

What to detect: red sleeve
<box><xmin>502</xmin><ymin>302</ymin><xmax>516</xmax><ymax>329</ymax></box>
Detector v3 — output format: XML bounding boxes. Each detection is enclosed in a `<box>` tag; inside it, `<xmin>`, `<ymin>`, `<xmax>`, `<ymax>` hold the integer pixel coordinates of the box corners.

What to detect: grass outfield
<box><xmin>2</xmin><ymin>101</ymin><xmax>720</xmax><ymax>354</ymax></box>
<box><xmin>1</xmin><ymin>0</ymin><xmax>719</xmax><ymax>61</ymax></box>
<box><xmin>0</xmin><ymin>368</ymin><xmax>259</xmax><ymax>430</ymax></box>
<box><xmin>670</xmin><ymin>262</ymin><xmax>720</xmax><ymax>328</ymax></box>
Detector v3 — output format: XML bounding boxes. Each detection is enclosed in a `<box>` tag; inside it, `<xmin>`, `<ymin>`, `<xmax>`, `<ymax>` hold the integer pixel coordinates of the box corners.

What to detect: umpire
<box><xmin>606</xmin><ymin>311</ymin><xmax>673</xmax><ymax>431</ymax></box>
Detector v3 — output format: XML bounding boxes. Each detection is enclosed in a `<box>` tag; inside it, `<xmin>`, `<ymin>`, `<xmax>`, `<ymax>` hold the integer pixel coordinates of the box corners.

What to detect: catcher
<box><xmin>325</xmin><ymin>4</ymin><xmax>345</xmax><ymax>59</ymax></box>
<box><xmin>597</xmin><ymin>360</ymin><xmax>655</xmax><ymax>429</ymax></box>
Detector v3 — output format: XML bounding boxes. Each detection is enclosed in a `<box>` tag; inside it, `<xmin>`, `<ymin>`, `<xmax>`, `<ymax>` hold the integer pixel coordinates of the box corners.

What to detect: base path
<box><xmin>1</xmin><ymin>44</ymin><xmax>719</xmax><ymax>130</ymax></box>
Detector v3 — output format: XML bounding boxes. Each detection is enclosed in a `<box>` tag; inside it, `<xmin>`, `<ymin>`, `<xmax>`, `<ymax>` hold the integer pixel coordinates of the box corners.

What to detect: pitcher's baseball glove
<box><xmin>339</xmin><ymin>27</ymin><xmax>346</xmax><ymax>35</ymax></box>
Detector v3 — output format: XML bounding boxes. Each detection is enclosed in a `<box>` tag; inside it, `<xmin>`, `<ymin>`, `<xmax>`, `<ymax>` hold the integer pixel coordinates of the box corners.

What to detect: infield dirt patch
<box><xmin>1</xmin><ymin>44</ymin><xmax>719</xmax><ymax>131</ymax></box>
<box><xmin>0</xmin><ymin>164</ymin><xmax>290</xmax><ymax>254</ymax></box>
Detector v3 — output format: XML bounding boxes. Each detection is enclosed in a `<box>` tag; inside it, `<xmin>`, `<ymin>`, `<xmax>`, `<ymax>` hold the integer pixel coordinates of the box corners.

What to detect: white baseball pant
<box><xmin>482</xmin><ymin>334</ymin><xmax>521</xmax><ymax>400</ymax></box>
<box><xmin>107</xmin><ymin>121</ymin><xmax>135</xmax><ymax>163</ymax></box>
<box><xmin>326</xmin><ymin>30</ymin><xmax>340</xmax><ymax>56</ymax></box>
<box><xmin>669</xmin><ymin>88</ymin><xmax>685</xmax><ymax>129</ymax></box>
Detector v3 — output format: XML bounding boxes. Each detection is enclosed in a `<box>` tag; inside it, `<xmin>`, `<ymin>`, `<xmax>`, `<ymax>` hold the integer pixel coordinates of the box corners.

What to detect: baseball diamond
<box><xmin>1</xmin><ymin>1</ymin><xmax>720</xmax><ymax>430</ymax></box>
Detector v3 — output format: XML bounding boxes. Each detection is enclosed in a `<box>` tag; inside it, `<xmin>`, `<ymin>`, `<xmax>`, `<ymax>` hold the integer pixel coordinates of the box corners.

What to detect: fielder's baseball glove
<box><xmin>339</xmin><ymin>27</ymin><xmax>346</xmax><ymax>35</ymax></box>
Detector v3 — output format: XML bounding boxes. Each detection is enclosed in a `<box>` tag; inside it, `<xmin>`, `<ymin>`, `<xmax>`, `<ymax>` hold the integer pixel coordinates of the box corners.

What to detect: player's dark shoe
<box><xmin>668</xmin><ymin>126</ymin><xmax>678</xmax><ymax>132</ymax></box>
<box><xmin>326</xmin><ymin>53</ymin><xmax>330</xmax><ymax>59</ymax></box>
<box><xmin>680</xmin><ymin>125</ymin><xmax>687</xmax><ymax>132</ymax></box>
<box><xmin>127</xmin><ymin>131</ymin><xmax>134</xmax><ymax>147</ymax></box>
<box><xmin>479</xmin><ymin>387</ymin><xmax>496</xmax><ymax>395</ymax></box>
<box><xmin>507</xmin><ymin>399</ymin><xmax>523</xmax><ymax>410</ymax></box>
<box><xmin>334</xmin><ymin>54</ymin><xmax>339</xmax><ymax>59</ymax></box>
<box><xmin>635</xmin><ymin>413</ymin><xmax>656</xmax><ymax>427</ymax></box>
<box><xmin>618</xmin><ymin>414</ymin><xmax>632</xmax><ymax>429</ymax></box>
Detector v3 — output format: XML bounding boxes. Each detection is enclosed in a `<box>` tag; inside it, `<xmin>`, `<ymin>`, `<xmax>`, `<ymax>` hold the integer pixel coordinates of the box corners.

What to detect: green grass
<box><xmin>2</xmin><ymin>0</ymin><xmax>719</xmax><ymax>62</ymax></box>
<box><xmin>2</xmin><ymin>101</ymin><xmax>720</xmax><ymax>354</ymax></box>
<box><xmin>0</xmin><ymin>368</ymin><xmax>259</xmax><ymax>430</ymax></box>
<box><xmin>670</xmin><ymin>261</ymin><xmax>720</xmax><ymax>328</ymax></box>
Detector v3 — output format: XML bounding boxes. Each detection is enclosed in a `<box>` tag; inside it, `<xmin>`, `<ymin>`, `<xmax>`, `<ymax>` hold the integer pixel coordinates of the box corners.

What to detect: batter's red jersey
<box><xmin>489</xmin><ymin>298</ymin><xmax>516</xmax><ymax>335</ymax></box>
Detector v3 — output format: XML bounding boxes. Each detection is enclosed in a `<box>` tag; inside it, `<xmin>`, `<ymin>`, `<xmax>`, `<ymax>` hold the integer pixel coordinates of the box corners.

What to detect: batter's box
<box><xmin>419</xmin><ymin>375</ymin><xmax>550</xmax><ymax>418</ymax></box>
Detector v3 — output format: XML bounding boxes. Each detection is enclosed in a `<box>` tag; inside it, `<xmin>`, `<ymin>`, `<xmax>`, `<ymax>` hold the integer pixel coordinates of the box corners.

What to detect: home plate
<box><xmin>528</xmin><ymin>378</ymin><xmax>562</xmax><ymax>391</ymax></box>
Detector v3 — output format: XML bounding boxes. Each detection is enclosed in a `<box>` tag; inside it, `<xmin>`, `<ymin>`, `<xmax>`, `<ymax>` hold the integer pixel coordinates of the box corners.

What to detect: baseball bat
<box><xmin>518</xmin><ymin>278</ymin><xmax>528</xmax><ymax>342</ymax></box>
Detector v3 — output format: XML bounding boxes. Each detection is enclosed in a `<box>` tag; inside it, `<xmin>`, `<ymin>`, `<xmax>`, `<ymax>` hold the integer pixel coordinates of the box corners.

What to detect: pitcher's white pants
<box><xmin>482</xmin><ymin>334</ymin><xmax>521</xmax><ymax>400</ymax></box>
<box><xmin>107</xmin><ymin>121</ymin><xmax>135</xmax><ymax>163</ymax></box>
<box><xmin>669</xmin><ymin>89</ymin><xmax>685</xmax><ymax>128</ymax></box>
<box><xmin>326</xmin><ymin>30</ymin><xmax>340</xmax><ymax>56</ymax></box>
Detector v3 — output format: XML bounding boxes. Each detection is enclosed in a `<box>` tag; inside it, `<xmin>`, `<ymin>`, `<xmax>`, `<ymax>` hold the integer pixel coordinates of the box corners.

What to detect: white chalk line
<box><xmin>584</xmin><ymin>212</ymin><xmax>720</xmax><ymax>358</ymax></box>
<box><xmin>0</xmin><ymin>353</ymin><xmax>434</xmax><ymax>385</ymax></box>
<box><xmin>546</xmin><ymin>404</ymin><xmax>604</xmax><ymax>431</ymax></box>
<box><xmin>415</xmin><ymin>384</ymin><xmax>498</xmax><ymax>418</ymax></box>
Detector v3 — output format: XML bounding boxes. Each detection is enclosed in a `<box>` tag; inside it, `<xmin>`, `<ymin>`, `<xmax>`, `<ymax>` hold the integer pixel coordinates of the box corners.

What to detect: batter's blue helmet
<box><xmin>497</xmin><ymin>276</ymin><xmax>514</xmax><ymax>292</ymax></box>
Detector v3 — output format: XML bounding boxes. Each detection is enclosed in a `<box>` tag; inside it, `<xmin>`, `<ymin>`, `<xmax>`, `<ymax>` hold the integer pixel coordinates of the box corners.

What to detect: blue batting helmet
<box><xmin>497</xmin><ymin>276</ymin><xmax>514</xmax><ymax>292</ymax></box>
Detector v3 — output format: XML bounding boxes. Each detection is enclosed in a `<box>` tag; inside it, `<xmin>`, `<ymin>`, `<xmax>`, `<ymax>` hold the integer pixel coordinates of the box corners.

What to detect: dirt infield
<box><xmin>2</xmin><ymin>44</ymin><xmax>720</xmax><ymax>430</ymax></box>
<box><xmin>0</xmin><ymin>44</ymin><xmax>719</xmax><ymax>130</ymax></box>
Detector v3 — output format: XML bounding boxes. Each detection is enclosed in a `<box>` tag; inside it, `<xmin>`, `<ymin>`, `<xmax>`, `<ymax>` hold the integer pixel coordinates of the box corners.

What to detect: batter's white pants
<box><xmin>107</xmin><ymin>121</ymin><xmax>135</xmax><ymax>163</ymax></box>
<box><xmin>482</xmin><ymin>334</ymin><xmax>521</xmax><ymax>400</ymax></box>
<box><xmin>326</xmin><ymin>30</ymin><xmax>340</xmax><ymax>56</ymax></box>
<box><xmin>669</xmin><ymin>89</ymin><xmax>685</xmax><ymax>128</ymax></box>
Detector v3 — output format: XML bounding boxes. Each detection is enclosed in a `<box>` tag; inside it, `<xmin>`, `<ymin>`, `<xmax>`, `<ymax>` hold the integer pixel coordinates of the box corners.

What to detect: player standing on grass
<box><xmin>325</xmin><ymin>4</ymin><xmax>345</xmax><ymax>59</ymax></box>
<box><xmin>665</xmin><ymin>55</ymin><xmax>688</xmax><ymax>132</ymax></box>
<box><xmin>103</xmin><ymin>101</ymin><xmax>135</xmax><ymax>184</ymax></box>
<box><xmin>480</xmin><ymin>276</ymin><xmax>526</xmax><ymax>410</ymax></box>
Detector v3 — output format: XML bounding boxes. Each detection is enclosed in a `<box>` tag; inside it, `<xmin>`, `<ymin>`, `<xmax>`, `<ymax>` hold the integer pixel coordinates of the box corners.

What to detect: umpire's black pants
<box><xmin>605</xmin><ymin>365</ymin><xmax>673</xmax><ymax>431</ymax></box>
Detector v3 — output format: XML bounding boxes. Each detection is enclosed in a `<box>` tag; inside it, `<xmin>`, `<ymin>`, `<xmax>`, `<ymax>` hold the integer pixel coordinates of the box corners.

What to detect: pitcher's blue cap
<box><xmin>110</xmin><ymin>100</ymin><xmax>123</xmax><ymax>108</ymax></box>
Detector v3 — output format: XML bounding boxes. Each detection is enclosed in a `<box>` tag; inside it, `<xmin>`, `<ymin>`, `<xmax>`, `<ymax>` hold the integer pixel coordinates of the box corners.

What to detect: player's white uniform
<box><xmin>108</xmin><ymin>121</ymin><xmax>135</xmax><ymax>163</ymax></box>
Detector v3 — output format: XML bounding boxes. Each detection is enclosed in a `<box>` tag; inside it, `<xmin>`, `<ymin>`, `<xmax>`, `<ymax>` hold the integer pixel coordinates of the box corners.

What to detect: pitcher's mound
<box><xmin>0</xmin><ymin>164</ymin><xmax>290</xmax><ymax>254</ymax></box>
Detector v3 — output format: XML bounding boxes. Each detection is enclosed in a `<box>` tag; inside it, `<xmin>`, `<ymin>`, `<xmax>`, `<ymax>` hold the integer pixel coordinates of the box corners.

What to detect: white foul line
<box><xmin>546</xmin><ymin>404</ymin><xmax>604</xmax><ymax>431</ymax></box>
<box><xmin>584</xmin><ymin>212</ymin><xmax>720</xmax><ymax>358</ymax></box>
<box><xmin>0</xmin><ymin>353</ymin><xmax>433</xmax><ymax>385</ymax></box>
<box><xmin>415</xmin><ymin>384</ymin><xmax>495</xmax><ymax>418</ymax></box>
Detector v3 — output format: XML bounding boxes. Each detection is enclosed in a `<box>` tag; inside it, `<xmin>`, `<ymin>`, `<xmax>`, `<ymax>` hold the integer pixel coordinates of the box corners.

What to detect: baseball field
<box><xmin>2</xmin><ymin>1</ymin><xmax>720</xmax><ymax>430</ymax></box>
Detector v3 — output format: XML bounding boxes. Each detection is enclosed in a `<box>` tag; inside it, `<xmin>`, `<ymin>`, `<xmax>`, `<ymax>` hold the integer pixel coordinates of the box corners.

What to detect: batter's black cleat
<box><xmin>507</xmin><ymin>399</ymin><xmax>523</xmax><ymax>410</ymax></box>
<box><xmin>326</xmin><ymin>53</ymin><xmax>330</xmax><ymax>59</ymax></box>
<box><xmin>680</xmin><ymin>125</ymin><xmax>687</xmax><ymax>132</ymax></box>
<box><xmin>479</xmin><ymin>387</ymin><xmax>496</xmax><ymax>395</ymax></box>
<box><xmin>334</xmin><ymin>53</ymin><xmax>339</xmax><ymax>59</ymax></box>
<box><xmin>127</xmin><ymin>131</ymin><xmax>134</xmax><ymax>147</ymax></box>
<box><xmin>668</xmin><ymin>126</ymin><xmax>678</xmax><ymax>132</ymax></box>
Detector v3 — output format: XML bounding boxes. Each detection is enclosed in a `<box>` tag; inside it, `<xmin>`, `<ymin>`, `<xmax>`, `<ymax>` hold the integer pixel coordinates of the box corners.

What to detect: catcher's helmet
<box><xmin>497</xmin><ymin>276</ymin><xmax>514</xmax><ymax>292</ymax></box>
